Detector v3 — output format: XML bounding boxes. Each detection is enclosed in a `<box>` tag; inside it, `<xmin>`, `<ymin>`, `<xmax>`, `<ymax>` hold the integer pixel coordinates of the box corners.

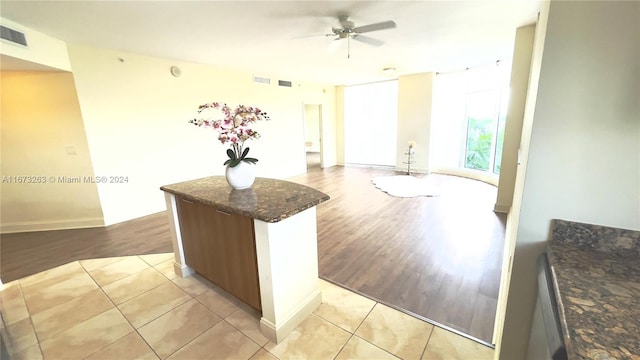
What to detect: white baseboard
<box><xmin>0</xmin><ymin>217</ymin><xmax>104</xmax><ymax>234</ymax></box>
<box><xmin>343</xmin><ymin>163</ymin><xmax>395</xmax><ymax>171</ymax></box>
<box><xmin>429</xmin><ymin>167</ymin><xmax>499</xmax><ymax>187</ymax></box>
<box><xmin>260</xmin><ymin>289</ymin><xmax>322</xmax><ymax>344</ymax></box>
<box><xmin>174</xmin><ymin>262</ymin><xmax>195</xmax><ymax>278</ymax></box>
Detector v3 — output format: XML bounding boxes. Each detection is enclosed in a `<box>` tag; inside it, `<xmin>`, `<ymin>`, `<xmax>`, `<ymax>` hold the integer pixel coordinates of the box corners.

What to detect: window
<box><xmin>344</xmin><ymin>81</ymin><xmax>398</xmax><ymax>166</ymax></box>
<box><xmin>464</xmin><ymin>88</ymin><xmax>509</xmax><ymax>174</ymax></box>
<box><xmin>431</xmin><ymin>62</ymin><xmax>511</xmax><ymax>177</ymax></box>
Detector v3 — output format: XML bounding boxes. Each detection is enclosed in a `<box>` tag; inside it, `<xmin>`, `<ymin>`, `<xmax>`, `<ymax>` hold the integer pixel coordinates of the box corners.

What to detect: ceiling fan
<box><xmin>324</xmin><ymin>15</ymin><xmax>396</xmax><ymax>58</ymax></box>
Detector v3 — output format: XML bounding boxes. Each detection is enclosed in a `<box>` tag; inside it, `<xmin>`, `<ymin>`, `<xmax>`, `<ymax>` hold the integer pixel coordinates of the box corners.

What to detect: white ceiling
<box><xmin>0</xmin><ymin>0</ymin><xmax>541</xmax><ymax>85</ymax></box>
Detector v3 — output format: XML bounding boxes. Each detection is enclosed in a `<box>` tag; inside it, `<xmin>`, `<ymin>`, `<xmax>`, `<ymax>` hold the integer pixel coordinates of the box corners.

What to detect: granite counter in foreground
<box><xmin>160</xmin><ymin>176</ymin><xmax>329</xmax><ymax>223</ymax></box>
<box><xmin>548</xmin><ymin>219</ymin><xmax>640</xmax><ymax>360</ymax></box>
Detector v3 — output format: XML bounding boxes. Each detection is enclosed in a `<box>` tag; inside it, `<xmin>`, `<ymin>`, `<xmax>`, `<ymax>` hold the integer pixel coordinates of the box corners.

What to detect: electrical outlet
<box><xmin>65</xmin><ymin>146</ymin><xmax>77</xmax><ymax>155</ymax></box>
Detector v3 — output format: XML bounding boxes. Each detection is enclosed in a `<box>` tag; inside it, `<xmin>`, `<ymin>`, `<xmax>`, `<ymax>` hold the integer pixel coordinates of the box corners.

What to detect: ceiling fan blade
<box><xmin>352</xmin><ymin>35</ymin><xmax>384</xmax><ymax>46</ymax></box>
<box><xmin>353</xmin><ymin>20</ymin><xmax>396</xmax><ymax>34</ymax></box>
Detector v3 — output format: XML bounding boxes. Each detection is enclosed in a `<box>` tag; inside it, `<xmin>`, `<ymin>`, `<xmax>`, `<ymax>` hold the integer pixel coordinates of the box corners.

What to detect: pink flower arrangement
<box><xmin>189</xmin><ymin>102</ymin><xmax>270</xmax><ymax>167</ymax></box>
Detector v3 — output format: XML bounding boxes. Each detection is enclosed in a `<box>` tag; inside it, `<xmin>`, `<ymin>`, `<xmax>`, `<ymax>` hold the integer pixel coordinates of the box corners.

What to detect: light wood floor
<box><xmin>1</xmin><ymin>163</ymin><xmax>505</xmax><ymax>344</ymax></box>
<box><xmin>290</xmin><ymin>163</ymin><xmax>505</xmax><ymax>344</ymax></box>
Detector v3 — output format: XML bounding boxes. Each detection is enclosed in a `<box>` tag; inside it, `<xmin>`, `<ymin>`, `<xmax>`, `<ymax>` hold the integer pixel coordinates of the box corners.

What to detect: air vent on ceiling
<box><xmin>0</xmin><ymin>25</ymin><xmax>27</xmax><ymax>47</ymax></box>
<box><xmin>253</xmin><ymin>75</ymin><xmax>270</xmax><ymax>85</ymax></box>
<box><xmin>278</xmin><ymin>80</ymin><xmax>292</xmax><ymax>88</ymax></box>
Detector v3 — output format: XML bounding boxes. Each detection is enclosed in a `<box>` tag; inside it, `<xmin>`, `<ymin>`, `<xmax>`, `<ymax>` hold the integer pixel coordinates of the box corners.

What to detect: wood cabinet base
<box><xmin>164</xmin><ymin>193</ymin><xmax>322</xmax><ymax>344</ymax></box>
<box><xmin>175</xmin><ymin>197</ymin><xmax>261</xmax><ymax>311</ymax></box>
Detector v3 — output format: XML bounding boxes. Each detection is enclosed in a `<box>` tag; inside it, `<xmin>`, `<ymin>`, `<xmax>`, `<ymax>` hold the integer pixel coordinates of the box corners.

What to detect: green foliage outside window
<box><xmin>465</xmin><ymin>117</ymin><xmax>494</xmax><ymax>171</ymax></box>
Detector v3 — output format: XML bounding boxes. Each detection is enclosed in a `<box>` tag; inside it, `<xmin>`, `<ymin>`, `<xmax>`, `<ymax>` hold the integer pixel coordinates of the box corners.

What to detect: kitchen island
<box><xmin>160</xmin><ymin>176</ymin><xmax>329</xmax><ymax>343</ymax></box>
<box><xmin>547</xmin><ymin>219</ymin><xmax>639</xmax><ymax>360</ymax></box>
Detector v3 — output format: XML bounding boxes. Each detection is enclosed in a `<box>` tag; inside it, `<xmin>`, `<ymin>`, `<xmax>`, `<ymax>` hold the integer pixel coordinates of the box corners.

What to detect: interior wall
<box><xmin>0</xmin><ymin>17</ymin><xmax>71</xmax><ymax>71</ymax></box>
<box><xmin>493</xmin><ymin>13</ymin><xmax>549</xmax><ymax>348</ymax></box>
<box><xmin>319</xmin><ymin>86</ymin><xmax>337</xmax><ymax>168</ymax></box>
<box><xmin>66</xmin><ymin>44</ymin><xmax>335</xmax><ymax>225</ymax></box>
<box><xmin>498</xmin><ymin>1</ymin><xmax>640</xmax><ymax>358</ymax></box>
<box><xmin>494</xmin><ymin>24</ymin><xmax>536</xmax><ymax>213</ymax></box>
<box><xmin>1</xmin><ymin>71</ymin><xmax>104</xmax><ymax>232</ymax></box>
<box><xmin>396</xmin><ymin>73</ymin><xmax>434</xmax><ymax>173</ymax></box>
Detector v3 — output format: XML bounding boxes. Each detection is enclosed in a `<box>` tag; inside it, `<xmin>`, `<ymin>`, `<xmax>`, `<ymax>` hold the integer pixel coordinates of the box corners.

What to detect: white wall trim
<box><xmin>259</xmin><ymin>290</ymin><xmax>322</xmax><ymax>343</ymax></box>
<box><xmin>344</xmin><ymin>163</ymin><xmax>395</xmax><ymax>171</ymax></box>
<box><xmin>1</xmin><ymin>217</ymin><xmax>104</xmax><ymax>234</ymax></box>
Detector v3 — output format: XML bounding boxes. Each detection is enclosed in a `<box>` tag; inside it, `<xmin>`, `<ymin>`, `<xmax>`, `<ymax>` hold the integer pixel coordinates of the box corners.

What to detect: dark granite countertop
<box><xmin>160</xmin><ymin>176</ymin><xmax>329</xmax><ymax>223</ymax></box>
<box><xmin>548</xmin><ymin>219</ymin><xmax>640</xmax><ymax>360</ymax></box>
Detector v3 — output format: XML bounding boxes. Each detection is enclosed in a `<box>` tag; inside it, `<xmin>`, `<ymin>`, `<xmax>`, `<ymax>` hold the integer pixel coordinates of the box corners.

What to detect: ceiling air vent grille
<box><xmin>0</xmin><ymin>25</ymin><xmax>27</xmax><ymax>47</ymax></box>
<box><xmin>278</xmin><ymin>80</ymin><xmax>292</xmax><ymax>87</ymax></box>
<box><xmin>253</xmin><ymin>75</ymin><xmax>270</xmax><ymax>85</ymax></box>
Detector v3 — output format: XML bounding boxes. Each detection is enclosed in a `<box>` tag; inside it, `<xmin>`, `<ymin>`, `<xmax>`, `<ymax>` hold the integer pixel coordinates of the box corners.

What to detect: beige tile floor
<box><xmin>0</xmin><ymin>253</ymin><xmax>494</xmax><ymax>360</ymax></box>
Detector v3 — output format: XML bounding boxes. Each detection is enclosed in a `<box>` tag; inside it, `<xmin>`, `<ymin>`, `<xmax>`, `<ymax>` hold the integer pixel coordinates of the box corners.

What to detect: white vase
<box><xmin>225</xmin><ymin>161</ymin><xmax>256</xmax><ymax>189</ymax></box>
<box><xmin>228</xmin><ymin>188</ymin><xmax>258</xmax><ymax>208</ymax></box>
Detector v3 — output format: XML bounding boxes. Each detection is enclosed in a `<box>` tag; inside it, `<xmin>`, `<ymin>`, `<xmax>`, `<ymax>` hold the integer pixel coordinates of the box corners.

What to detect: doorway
<box><xmin>303</xmin><ymin>104</ymin><xmax>322</xmax><ymax>170</ymax></box>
